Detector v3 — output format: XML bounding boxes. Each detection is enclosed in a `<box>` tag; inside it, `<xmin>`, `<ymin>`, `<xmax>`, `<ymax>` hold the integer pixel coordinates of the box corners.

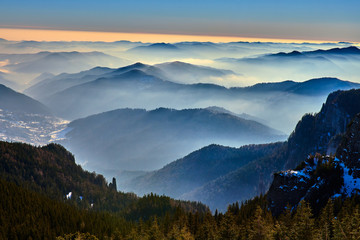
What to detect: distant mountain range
<box><xmin>59</xmin><ymin>107</ymin><xmax>285</xmax><ymax>173</ymax></box>
<box><xmin>25</xmin><ymin>61</ymin><xmax>236</xmax><ymax>101</ymax></box>
<box><xmin>128</xmin><ymin>43</ymin><xmax>181</xmax><ymax>52</ymax></box>
<box><xmin>24</xmin><ymin>60</ymin><xmax>360</xmax><ymax>133</ymax></box>
<box><xmin>220</xmin><ymin>46</ymin><xmax>360</xmax><ymax>64</ymax></box>
<box><xmin>216</xmin><ymin>46</ymin><xmax>360</xmax><ymax>84</ymax></box>
<box><xmin>241</xmin><ymin>77</ymin><xmax>360</xmax><ymax>96</ymax></box>
<box><xmin>24</xmin><ymin>66</ymin><xmax>115</xmax><ymax>100</ymax></box>
<box><xmin>0</xmin><ymin>51</ymin><xmax>128</xmax><ymax>75</ymax></box>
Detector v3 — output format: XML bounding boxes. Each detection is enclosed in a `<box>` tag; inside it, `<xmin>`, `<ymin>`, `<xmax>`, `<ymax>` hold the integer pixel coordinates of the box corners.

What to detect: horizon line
<box><xmin>0</xmin><ymin>27</ymin><xmax>357</xmax><ymax>44</ymax></box>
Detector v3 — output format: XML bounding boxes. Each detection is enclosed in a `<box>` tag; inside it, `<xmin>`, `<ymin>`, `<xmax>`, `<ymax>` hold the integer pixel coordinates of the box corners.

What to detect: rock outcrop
<box><xmin>268</xmin><ymin>155</ymin><xmax>343</xmax><ymax>216</ymax></box>
<box><xmin>268</xmin><ymin>112</ymin><xmax>360</xmax><ymax>216</ymax></box>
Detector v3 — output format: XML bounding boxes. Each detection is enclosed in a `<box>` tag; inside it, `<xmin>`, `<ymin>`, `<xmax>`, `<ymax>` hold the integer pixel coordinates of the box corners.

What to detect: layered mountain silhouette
<box><xmin>59</xmin><ymin>107</ymin><xmax>285</xmax><ymax>173</ymax></box>
<box><xmin>220</xmin><ymin>46</ymin><xmax>360</xmax><ymax>64</ymax></box>
<box><xmin>24</xmin><ymin>66</ymin><xmax>115</xmax><ymax>100</ymax></box>
<box><xmin>25</xmin><ymin>61</ymin><xmax>235</xmax><ymax>101</ymax></box>
<box><xmin>217</xmin><ymin>46</ymin><xmax>360</xmax><ymax>84</ymax></box>
<box><xmin>26</xmin><ymin>60</ymin><xmax>360</xmax><ymax>128</ymax></box>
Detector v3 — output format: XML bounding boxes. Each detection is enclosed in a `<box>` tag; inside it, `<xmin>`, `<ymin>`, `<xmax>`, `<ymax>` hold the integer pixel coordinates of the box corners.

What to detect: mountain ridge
<box><xmin>60</xmin><ymin>107</ymin><xmax>285</xmax><ymax>173</ymax></box>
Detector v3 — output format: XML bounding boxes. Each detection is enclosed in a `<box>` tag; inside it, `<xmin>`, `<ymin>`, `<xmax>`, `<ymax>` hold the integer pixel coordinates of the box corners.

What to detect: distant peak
<box><xmin>309</xmin><ymin>46</ymin><xmax>360</xmax><ymax>54</ymax></box>
<box><xmin>112</xmin><ymin>62</ymin><xmax>149</xmax><ymax>73</ymax></box>
<box><xmin>131</xmin><ymin>62</ymin><xmax>147</xmax><ymax>67</ymax></box>
<box><xmin>273</xmin><ymin>50</ymin><xmax>302</xmax><ymax>57</ymax></box>
<box><xmin>148</xmin><ymin>43</ymin><xmax>178</xmax><ymax>49</ymax></box>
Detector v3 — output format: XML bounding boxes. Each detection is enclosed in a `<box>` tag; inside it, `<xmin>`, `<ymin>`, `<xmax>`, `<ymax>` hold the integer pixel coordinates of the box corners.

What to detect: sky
<box><xmin>1</xmin><ymin>0</ymin><xmax>359</xmax><ymax>42</ymax></box>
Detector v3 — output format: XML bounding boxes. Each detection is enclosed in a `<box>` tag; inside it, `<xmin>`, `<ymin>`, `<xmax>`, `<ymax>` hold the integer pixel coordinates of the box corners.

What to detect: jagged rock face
<box><xmin>337</xmin><ymin>113</ymin><xmax>360</xmax><ymax>178</ymax></box>
<box><xmin>268</xmin><ymin>156</ymin><xmax>343</xmax><ymax>216</ymax></box>
<box><xmin>285</xmin><ymin>89</ymin><xmax>360</xmax><ymax>169</ymax></box>
<box><xmin>267</xmin><ymin>169</ymin><xmax>313</xmax><ymax>216</ymax></box>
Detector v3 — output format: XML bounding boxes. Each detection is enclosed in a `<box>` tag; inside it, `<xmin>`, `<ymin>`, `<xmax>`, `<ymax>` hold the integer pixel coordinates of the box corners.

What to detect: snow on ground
<box><xmin>338</xmin><ymin>159</ymin><xmax>360</xmax><ymax>196</ymax></box>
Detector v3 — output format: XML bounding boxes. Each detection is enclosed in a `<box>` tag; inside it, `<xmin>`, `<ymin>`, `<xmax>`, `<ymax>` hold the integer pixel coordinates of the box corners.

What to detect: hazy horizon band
<box><xmin>0</xmin><ymin>27</ymin><xmax>353</xmax><ymax>44</ymax></box>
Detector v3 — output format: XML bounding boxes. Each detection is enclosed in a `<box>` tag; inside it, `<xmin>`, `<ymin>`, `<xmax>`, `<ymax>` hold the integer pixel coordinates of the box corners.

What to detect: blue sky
<box><xmin>1</xmin><ymin>0</ymin><xmax>359</xmax><ymax>41</ymax></box>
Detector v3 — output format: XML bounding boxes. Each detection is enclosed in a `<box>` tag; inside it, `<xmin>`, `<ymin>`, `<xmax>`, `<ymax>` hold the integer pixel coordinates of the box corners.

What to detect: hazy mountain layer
<box><xmin>59</xmin><ymin>107</ymin><xmax>285</xmax><ymax>173</ymax></box>
<box><xmin>38</xmin><ymin>60</ymin><xmax>360</xmax><ymax>133</ymax></box>
<box><xmin>0</xmin><ymin>51</ymin><xmax>128</xmax><ymax>75</ymax></box>
<box><xmin>216</xmin><ymin>46</ymin><xmax>360</xmax><ymax>84</ymax></box>
<box><xmin>25</xmin><ymin>61</ymin><xmax>237</xmax><ymax>100</ymax></box>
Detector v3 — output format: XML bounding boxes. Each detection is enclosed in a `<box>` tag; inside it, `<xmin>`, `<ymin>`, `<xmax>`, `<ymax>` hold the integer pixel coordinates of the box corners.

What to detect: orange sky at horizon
<box><xmin>0</xmin><ymin>28</ymin><xmax>350</xmax><ymax>44</ymax></box>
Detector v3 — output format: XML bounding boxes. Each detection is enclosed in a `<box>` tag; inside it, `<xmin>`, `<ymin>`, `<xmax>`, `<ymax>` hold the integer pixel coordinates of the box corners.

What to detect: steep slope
<box><xmin>0</xmin><ymin>141</ymin><xmax>208</xmax><ymax>214</ymax></box>
<box><xmin>60</xmin><ymin>107</ymin><xmax>285</xmax><ymax>173</ymax></box>
<box><xmin>0</xmin><ymin>140</ymin><xmax>209</xmax><ymax>238</ymax></box>
<box><xmin>0</xmin><ymin>141</ymin><xmax>135</xmax><ymax>211</ymax></box>
<box><xmin>285</xmin><ymin>89</ymin><xmax>360</xmax><ymax>168</ymax></box>
<box><xmin>268</xmin><ymin>112</ymin><xmax>360</xmax><ymax>216</ymax></box>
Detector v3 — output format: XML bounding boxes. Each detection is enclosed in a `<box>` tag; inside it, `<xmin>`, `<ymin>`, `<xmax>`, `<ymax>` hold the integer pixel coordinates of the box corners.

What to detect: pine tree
<box><xmin>274</xmin><ymin>204</ymin><xmax>292</xmax><ymax>240</ymax></box>
<box><xmin>219</xmin><ymin>212</ymin><xmax>238</xmax><ymax>240</ymax></box>
<box><xmin>196</xmin><ymin>212</ymin><xmax>218</xmax><ymax>240</ymax></box>
<box><xmin>315</xmin><ymin>199</ymin><xmax>334</xmax><ymax>240</ymax></box>
<box><xmin>291</xmin><ymin>201</ymin><xmax>315</xmax><ymax>240</ymax></box>
<box><xmin>146</xmin><ymin>217</ymin><xmax>165</xmax><ymax>240</ymax></box>
<box><xmin>248</xmin><ymin>206</ymin><xmax>273</xmax><ymax>240</ymax></box>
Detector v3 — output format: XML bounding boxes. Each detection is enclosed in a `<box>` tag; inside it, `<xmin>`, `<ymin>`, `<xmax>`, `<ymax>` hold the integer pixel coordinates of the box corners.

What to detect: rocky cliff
<box><xmin>336</xmin><ymin>113</ymin><xmax>360</xmax><ymax>178</ymax></box>
<box><xmin>285</xmin><ymin>89</ymin><xmax>360</xmax><ymax>169</ymax></box>
<box><xmin>268</xmin><ymin>112</ymin><xmax>360</xmax><ymax>216</ymax></box>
